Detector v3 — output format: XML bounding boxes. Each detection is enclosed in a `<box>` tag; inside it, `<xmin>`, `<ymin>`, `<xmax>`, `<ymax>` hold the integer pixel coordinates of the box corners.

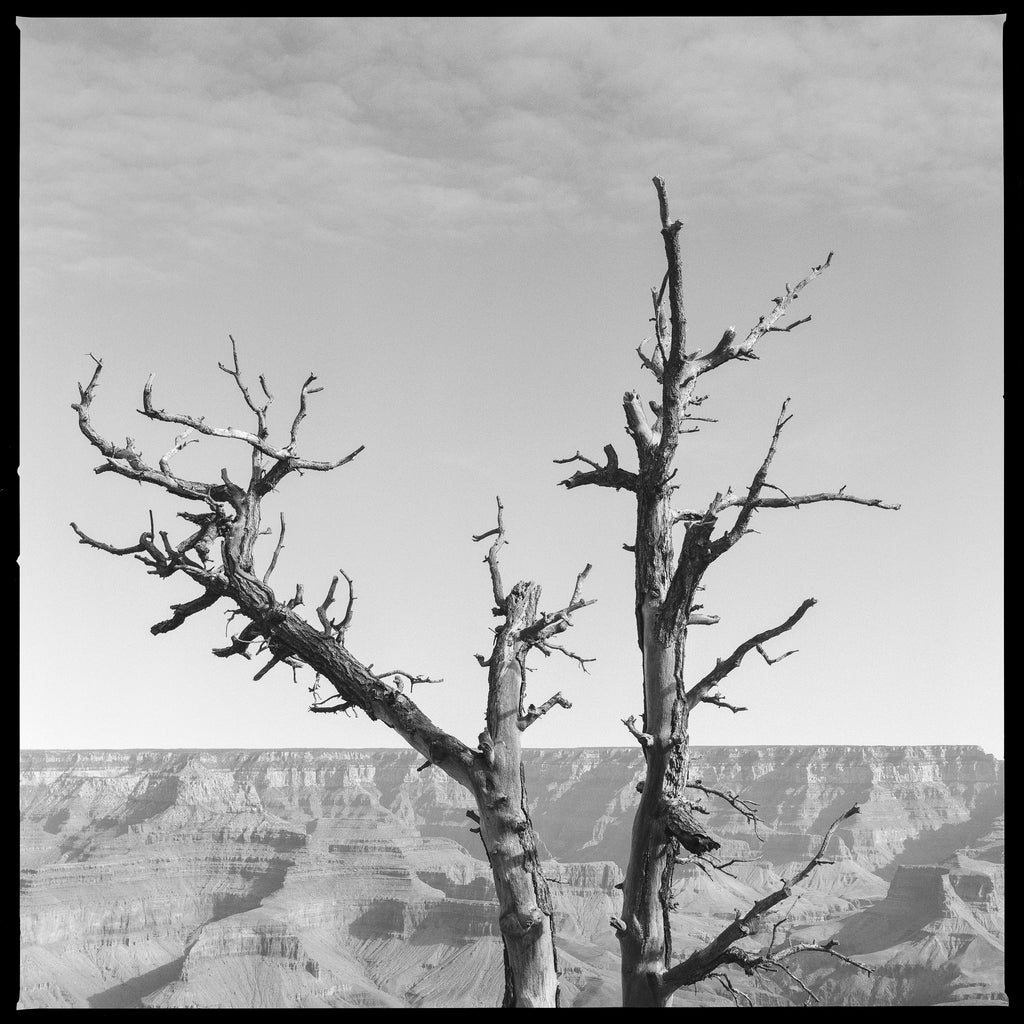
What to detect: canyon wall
<box><xmin>20</xmin><ymin>746</ymin><xmax>1004</xmax><ymax>1007</ymax></box>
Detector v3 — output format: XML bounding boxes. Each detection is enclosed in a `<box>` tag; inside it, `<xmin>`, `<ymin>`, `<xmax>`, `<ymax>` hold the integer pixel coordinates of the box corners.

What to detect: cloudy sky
<box><xmin>20</xmin><ymin>17</ymin><xmax>1003</xmax><ymax>756</ymax></box>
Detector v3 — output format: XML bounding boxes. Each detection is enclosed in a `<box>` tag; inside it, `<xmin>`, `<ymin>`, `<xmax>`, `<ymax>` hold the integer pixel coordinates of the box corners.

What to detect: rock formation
<box><xmin>20</xmin><ymin>746</ymin><xmax>1004</xmax><ymax>1007</ymax></box>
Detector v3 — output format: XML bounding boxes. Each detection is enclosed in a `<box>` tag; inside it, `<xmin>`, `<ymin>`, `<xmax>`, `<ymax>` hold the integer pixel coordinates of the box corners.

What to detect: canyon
<box><xmin>20</xmin><ymin>746</ymin><xmax>1004</xmax><ymax>1007</ymax></box>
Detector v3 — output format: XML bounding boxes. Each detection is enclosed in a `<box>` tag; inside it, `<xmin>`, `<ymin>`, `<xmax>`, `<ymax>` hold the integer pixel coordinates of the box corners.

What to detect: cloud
<box><xmin>19</xmin><ymin>16</ymin><xmax>1002</xmax><ymax>284</ymax></box>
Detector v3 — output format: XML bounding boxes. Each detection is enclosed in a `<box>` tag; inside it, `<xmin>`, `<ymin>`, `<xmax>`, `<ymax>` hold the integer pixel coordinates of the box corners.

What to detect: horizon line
<box><xmin>20</xmin><ymin>742</ymin><xmax>1001</xmax><ymax>755</ymax></box>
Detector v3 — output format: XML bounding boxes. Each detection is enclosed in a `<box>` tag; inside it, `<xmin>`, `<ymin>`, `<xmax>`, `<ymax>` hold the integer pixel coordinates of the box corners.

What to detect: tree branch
<box><xmin>773</xmin><ymin>939</ymin><xmax>874</xmax><ymax>976</ymax></box>
<box><xmin>623</xmin><ymin>714</ymin><xmax>653</xmax><ymax>749</ymax></box>
<box><xmin>473</xmin><ymin>495</ymin><xmax>508</xmax><ymax>613</ymax></box>
<box><xmin>686</xmin><ymin>612</ymin><xmax>720</xmax><ymax>626</ymax></box>
<box><xmin>756</xmin><ymin>642</ymin><xmax>797</xmax><ymax>666</ymax></box>
<box><xmin>662</xmin><ymin>805</ymin><xmax>864</xmax><ymax>995</ymax></box>
<box><xmin>139</xmin><ymin>354</ymin><xmax>364</xmax><ymax>493</ymax></box>
<box><xmin>554</xmin><ymin>444</ymin><xmax>638</xmax><ymax>492</ymax></box>
<box><xmin>73</xmin><ymin>357</ymin><xmax>222</xmax><ymax>505</ymax></box>
<box><xmin>518</xmin><ymin>692</ymin><xmax>572</xmax><ymax>730</ymax></box>
<box><xmin>74</xmin><ymin>352</ymin><xmax>480</xmax><ymax>795</ymax></box>
<box><xmin>71</xmin><ymin>520</ymin><xmax>154</xmax><ymax>558</ymax></box>
<box><xmin>623</xmin><ymin>390</ymin><xmax>656</xmax><ymax>450</ymax></box>
<box><xmin>517</xmin><ymin>564</ymin><xmax>596</xmax><ymax>646</ymax></box>
<box><xmin>651</xmin><ymin>176</ymin><xmax>686</xmax><ymax>370</ymax></box>
<box><xmin>336</xmin><ymin>569</ymin><xmax>356</xmax><ymax>639</ymax></box>
<box><xmin>317</xmin><ymin>574</ymin><xmax>341</xmax><ymax>635</ymax></box>
<box><xmin>535</xmin><ymin>641</ymin><xmax>596</xmax><ymax>671</ymax></box>
<box><xmin>309</xmin><ymin>699</ymin><xmax>356</xmax><ymax>715</ymax></box>
<box><xmin>635</xmin><ymin>338</ymin><xmax>665</xmax><ymax>384</ymax></box>
<box><xmin>141</xmin><ymin>371</ymin><xmax>290</xmax><ymax>461</ymax></box>
<box><xmin>219</xmin><ymin>334</ymin><xmax>271</xmax><ymax>434</ymax></box>
<box><xmin>686</xmin><ymin>598</ymin><xmax>816</xmax><ymax>710</ymax></box>
<box><xmin>673</xmin><ymin>489</ymin><xmax>901</xmax><ymax>524</ymax></box>
<box><xmin>686</xmin><ymin>252</ymin><xmax>834</xmax><ymax>383</ymax></box>
<box><xmin>699</xmin><ymin>693</ymin><xmax>748</xmax><ymax>714</ymax></box>
<box><xmin>766</xmin><ymin>315</ymin><xmax>812</xmax><ymax>334</ymax></box>
<box><xmin>263</xmin><ymin>513</ymin><xmax>286</xmax><ymax>583</ymax></box>
<box><xmin>707</xmin><ymin>971</ymin><xmax>752</xmax><ymax>1007</ymax></box>
<box><xmin>158</xmin><ymin>428</ymin><xmax>198</xmax><ymax>475</ymax></box>
<box><xmin>152</xmin><ymin>587</ymin><xmax>224</xmax><ymax>634</ymax></box>
<box><xmin>711</xmin><ymin>399</ymin><xmax>792</xmax><ymax>558</ymax></box>
<box><xmin>374</xmin><ymin>669</ymin><xmax>444</xmax><ymax>691</ymax></box>
<box><xmin>687</xmin><ymin>780</ymin><xmax>766</xmax><ymax>840</ymax></box>
<box><xmin>647</xmin><ymin>177</ymin><xmax>693</xmax><ymax>472</ymax></box>
<box><xmin>212</xmin><ymin>620</ymin><xmax>261</xmax><ymax>659</ymax></box>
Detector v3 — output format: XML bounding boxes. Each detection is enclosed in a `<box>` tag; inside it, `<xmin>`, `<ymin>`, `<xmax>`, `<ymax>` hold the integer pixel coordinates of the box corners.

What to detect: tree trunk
<box><xmin>209</xmin><ymin>551</ymin><xmax>565</xmax><ymax>1006</ymax></box>
<box><xmin>619</xmin><ymin>610</ymin><xmax>689</xmax><ymax>1007</ymax></box>
<box><xmin>555</xmin><ymin>177</ymin><xmax>892</xmax><ymax>1006</ymax></box>
<box><xmin>268</xmin><ymin>592</ymin><xmax>563</xmax><ymax>1006</ymax></box>
<box><xmin>475</xmin><ymin>763</ymin><xmax>559</xmax><ymax>1007</ymax></box>
<box><xmin>473</xmin><ymin>579</ymin><xmax>561</xmax><ymax>1006</ymax></box>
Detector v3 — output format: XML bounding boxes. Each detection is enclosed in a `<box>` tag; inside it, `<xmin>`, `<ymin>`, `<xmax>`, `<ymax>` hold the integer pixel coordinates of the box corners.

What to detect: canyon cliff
<box><xmin>20</xmin><ymin>746</ymin><xmax>1004</xmax><ymax>1007</ymax></box>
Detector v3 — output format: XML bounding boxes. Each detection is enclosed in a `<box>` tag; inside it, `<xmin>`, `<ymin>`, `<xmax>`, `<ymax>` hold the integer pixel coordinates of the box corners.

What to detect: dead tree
<box><xmin>557</xmin><ymin>178</ymin><xmax>897</xmax><ymax>1007</ymax></box>
<box><xmin>70</xmin><ymin>341</ymin><xmax>595</xmax><ymax>1008</ymax></box>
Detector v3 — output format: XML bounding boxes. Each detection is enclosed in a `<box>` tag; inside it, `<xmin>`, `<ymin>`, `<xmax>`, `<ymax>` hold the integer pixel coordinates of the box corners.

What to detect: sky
<box><xmin>19</xmin><ymin>17</ymin><xmax>1003</xmax><ymax>757</ymax></box>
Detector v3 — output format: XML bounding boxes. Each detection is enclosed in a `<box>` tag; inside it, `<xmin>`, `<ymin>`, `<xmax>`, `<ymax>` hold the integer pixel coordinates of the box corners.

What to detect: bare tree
<box><xmin>557</xmin><ymin>178</ymin><xmax>898</xmax><ymax>1007</ymax></box>
<box><xmin>70</xmin><ymin>340</ymin><xmax>596</xmax><ymax>1008</ymax></box>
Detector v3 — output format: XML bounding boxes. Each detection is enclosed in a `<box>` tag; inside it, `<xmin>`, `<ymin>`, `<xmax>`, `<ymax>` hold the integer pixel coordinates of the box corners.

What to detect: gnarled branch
<box><xmin>73</xmin><ymin>358</ymin><xmax>221</xmax><ymax>505</ymax></box>
<box><xmin>623</xmin><ymin>714</ymin><xmax>653</xmax><ymax>748</ymax></box>
<box><xmin>756</xmin><ymin>642</ymin><xmax>797</xmax><ymax>666</ymax></box>
<box><xmin>317</xmin><ymin>574</ymin><xmax>341</xmax><ymax>635</ymax></box>
<box><xmin>219</xmin><ymin>334</ymin><xmax>271</xmax><ymax>436</ymax></box>
<box><xmin>687</xmin><ymin>780</ymin><xmax>765</xmax><ymax>840</ymax></box>
<box><xmin>534</xmin><ymin>641</ymin><xmax>596</xmax><ymax>672</ymax></box>
<box><xmin>686</xmin><ymin>598</ymin><xmax>816</xmax><ymax>710</ymax></box>
<box><xmin>700</xmin><ymin>692</ymin><xmax>748</xmax><ymax>714</ymax></box>
<box><xmin>662</xmin><ymin>805</ymin><xmax>864</xmax><ymax>995</ymax></box>
<box><xmin>518</xmin><ymin>692</ymin><xmax>572</xmax><ymax>730</ymax></box>
<box><xmin>673</xmin><ymin>485</ymin><xmax>900</xmax><ymax>525</ymax></box>
<box><xmin>374</xmin><ymin>669</ymin><xmax>443</xmax><ymax>691</ymax></box>
<box><xmin>287</xmin><ymin>372</ymin><xmax>322</xmax><ymax>450</ymax></box>
<box><xmin>686</xmin><ymin>252</ymin><xmax>834</xmax><ymax>384</ymax></box>
<box><xmin>555</xmin><ymin>444</ymin><xmax>637</xmax><ymax>492</ymax></box>
<box><xmin>473</xmin><ymin>496</ymin><xmax>508</xmax><ymax>614</ymax></box>
<box><xmin>336</xmin><ymin>569</ymin><xmax>356</xmax><ymax>638</ymax></box>
<box><xmin>263</xmin><ymin>513</ymin><xmax>286</xmax><ymax>583</ymax></box>
<box><xmin>72</xmin><ymin>352</ymin><xmax>476</xmax><ymax>792</ymax></box>
<box><xmin>711</xmin><ymin>399</ymin><xmax>792</xmax><ymax>558</ymax></box>
<box><xmin>212</xmin><ymin>620</ymin><xmax>261</xmax><ymax>659</ymax></box>
<box><xmin>141</xmin><ymin>371</ymin><xmax>289</xmax><ymax>462</ymax></box>
<box><xmin>518</xmin><ymin>563</ymin><xmax>596</xmax><ymax>647</ymax></box>
<box><xmin>152</xmin><ymin>587</ymin><xmax>225</xmax><ymax>635</ymax></box>
<box><xmin>71</xmin><ymin>520</ymin><xmax>155</xmax><ymax>558</ymax></box>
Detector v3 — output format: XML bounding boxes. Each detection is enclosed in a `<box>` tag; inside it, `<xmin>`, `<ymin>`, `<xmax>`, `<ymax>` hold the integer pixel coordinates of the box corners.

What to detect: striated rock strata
<box><xmin>20</xmin><ymin>746</ymin><xmax>1003</xmax><ymax>1007</ymax></box>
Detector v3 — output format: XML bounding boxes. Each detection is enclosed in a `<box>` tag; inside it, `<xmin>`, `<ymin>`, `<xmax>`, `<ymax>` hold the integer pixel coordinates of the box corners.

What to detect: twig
<box><xmin>263</xmin><ymin>513</ymin><xmax>286</xmax><ymax>583</ymax></box>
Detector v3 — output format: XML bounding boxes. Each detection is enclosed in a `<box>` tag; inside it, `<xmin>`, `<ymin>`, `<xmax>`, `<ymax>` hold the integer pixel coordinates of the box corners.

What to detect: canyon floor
<box><xmin>20</xmin><ymin>746</ymin><xmax>1004</xmax><ymax>1007</ymax></box>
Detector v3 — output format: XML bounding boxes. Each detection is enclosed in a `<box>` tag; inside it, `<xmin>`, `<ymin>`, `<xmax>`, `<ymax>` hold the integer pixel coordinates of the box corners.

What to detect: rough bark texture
<box><xmin>472</xmin><ymin>581</ymin><xmax>560</xmax><ymax>1007</ymax></box>
<box><xmin>71</xmin><ymin>349</ymin><xmax>592</xmax><ymax>1008</ymax></box>
<box><xmin>560</xmin><ymin>178</ymin><xmax>896</xmax><ymax>1006</ymax></box>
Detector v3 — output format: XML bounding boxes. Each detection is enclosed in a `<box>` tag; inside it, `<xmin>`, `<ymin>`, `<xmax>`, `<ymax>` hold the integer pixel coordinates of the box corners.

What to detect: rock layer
<box><xmin>20</xmin><ymin>746</ymin><xmax>1004</xmax><ymax>1007</ymax></box>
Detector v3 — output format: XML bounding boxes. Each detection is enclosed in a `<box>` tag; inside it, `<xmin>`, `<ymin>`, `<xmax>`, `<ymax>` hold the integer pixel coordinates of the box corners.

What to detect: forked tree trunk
<box><xmin>71</xmin><ymin>350</ymin><xmax>588</xmax><ymax>1007</ymax></box>
<box><xmin>249</xmin><ymin>558</ymin><xmax>564</xmax><ymax>1005</ymax></box>
<box><xmin>558</xmin><ymin>177</ymin><xmax>893</xmax><ymax>1005</ymax></box>
<box><xmin>615</xmin><ymin>459</ymin><xmax>691</xmax><ymax>1005</ymax></box>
